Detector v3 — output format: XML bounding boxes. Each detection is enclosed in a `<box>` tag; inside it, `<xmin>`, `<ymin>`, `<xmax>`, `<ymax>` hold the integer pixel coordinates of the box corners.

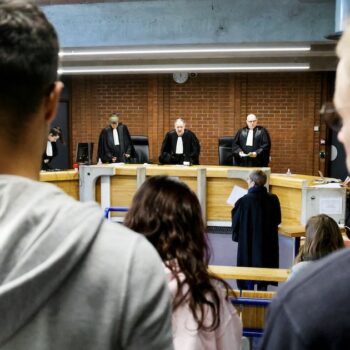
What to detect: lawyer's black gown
<box><xmin>232</xmin><ymin>186</ymin><xmax>281</xmax><ymax>289</ymax></box>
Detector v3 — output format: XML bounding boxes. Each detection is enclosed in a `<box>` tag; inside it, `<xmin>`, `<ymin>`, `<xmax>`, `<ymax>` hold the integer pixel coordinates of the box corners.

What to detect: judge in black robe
<box><xmin>232</xmin><ymin>170</ymin><xmax>281</xmax><ymax>290</ymax></box>
<box><xmin>232</xmin><ymin>114</ymin><xmax>271</xmax><ymax>167</ymax></box>
<box><xmin>97</xmin><ymin>114</ymin><xmax>135</xmax><ymax>163</ymax></box>
<box><xmin>159</xmin><ymin>118</ymin><xmax>200</xmax><ymax>165</ymax></box>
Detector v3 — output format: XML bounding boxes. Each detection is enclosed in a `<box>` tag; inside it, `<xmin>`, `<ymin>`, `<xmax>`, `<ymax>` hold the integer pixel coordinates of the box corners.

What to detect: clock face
<box><xmin>173</xmin><ymin>72</ymin><xmax>189</xmax><ymax>84</ymax></box>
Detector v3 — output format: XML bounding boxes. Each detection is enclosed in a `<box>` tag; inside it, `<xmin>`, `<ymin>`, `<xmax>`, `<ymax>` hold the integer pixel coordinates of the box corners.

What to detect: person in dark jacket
<box><xmin>159</xmin><ymin>118</ymin><xmax>200</xmax><ymax>165</ymax></box>
<box><xmin>41</xmin><ymin>126</ymin><xmax>64</xmax><ymax>170</ymax></box>
<box><xmin>232</xmin><ymin>114</ymin><xmax>271</xmax><ymax>166</ymax></box>
<box><xmin>231</xmin><ymin>170</ymin><xmax>281</xmax><ymax>290</ymax></box>
<box><xmin>260</xmin><ymin>23</ymin><xmax>350</xmax><ymax>350</ymax></box>
<box><xmin>97</xmin><ymin>113</ymin><xmax>135</xmax><ymax>163</ymax></box>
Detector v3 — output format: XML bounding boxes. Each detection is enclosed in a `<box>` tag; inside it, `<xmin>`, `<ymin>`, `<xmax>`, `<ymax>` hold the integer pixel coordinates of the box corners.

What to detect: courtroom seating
<box><xmin>131</xmin><ymin>135</ymin><xmax>150</xmax><ymax>163</ymax></box>
<box><xmin>76</xmin><ymin>142</ymin><xmax>93</xmax><ymax>165</ymax></box>
<box><xmin>218</xmin><ymin>136</ymin><xmax>234</xmax><ymax>165</ymax></box>
<box><xmin>231</xmin><ymin>290</ymin><xmax>275</xmax><ymax>338</ymax></box>
<box><xmin>104</xmin><ymin>207</ymin><xmax>128</xmax><ymax>219</ymax></box>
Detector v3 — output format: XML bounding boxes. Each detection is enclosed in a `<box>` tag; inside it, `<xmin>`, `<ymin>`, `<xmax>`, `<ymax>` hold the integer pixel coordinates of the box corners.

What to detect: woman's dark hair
<box><xmin>124</xmin><ymin>176</ymin><xmax>232</xmax><ymax>331</ymax></box>
<box><xmin>295</xmin><ymin>214</ymin><xmax>344</xmax><ymax>263</ymax></box>
<box><xmin>49</xmin><ymin>126</ymin><xmax>64</xmax><ymax>144</ymax></box>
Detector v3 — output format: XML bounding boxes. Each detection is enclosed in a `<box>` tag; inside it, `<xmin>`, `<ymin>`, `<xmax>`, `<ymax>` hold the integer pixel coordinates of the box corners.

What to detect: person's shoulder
<box><xmin>267</xmin><ymin>191</ymin><xmax>279</xmax><ymax>199</ymax></box>
<box><xmin>257</xmin><ymin>125</ymin><xmax>269</xmax><ymax>132</ymax></box>
<box><xmin>164</xmin><ymin>129</ymin><xmax>176</xmax><ymax>138</ymax></box>
<box><xmin>92</xmin><ymin>220</ymin><xmax>163</xmax><ymax>272</ymax></box>
<box><xmin>184</xmin><ymin>128</ymin><xmax>196</xmax><ymax>135</ymax></box>
<box><xmin>288</xmin><ymin>261</ymin><xmax>313</xmax><ymax>281</ymax></box>
<box><xmin>234</xmin><ymin>194</ymin><xmax>250</xmax><ymax>207</ymax></box>
<box><xmin>272</xmin><ymin>248</ymin><xmax>350</xmax><ymax>317</ymax></box>
<box><xmin>100</xmin><ymin>126</ymin><xmax>110</xmax><ymax>133</ymax></box>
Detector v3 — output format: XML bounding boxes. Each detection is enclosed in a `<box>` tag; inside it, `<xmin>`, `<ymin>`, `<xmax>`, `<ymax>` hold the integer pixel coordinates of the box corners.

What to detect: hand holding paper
<box><xmin>239</xmin><ymin>151</ymin><xmax>248</xmax><ymax>157</ymax></box>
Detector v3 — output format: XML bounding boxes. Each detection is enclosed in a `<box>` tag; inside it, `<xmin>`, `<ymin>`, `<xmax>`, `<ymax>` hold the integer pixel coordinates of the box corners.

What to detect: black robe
<box><xmin>159</xmin><ymin>129</ymin><xmax>200</xmax><ymax>165</ymax></box>
<box><xmin>231</xmin><ymin>186</ymin><xmax>281</xmax><ymax>289</ymax></box>
<box><xmin>232</xmin><ymin>126</ymin><xmax>271</xmax><ymax>166</ymax></box>
<box><xmin>41</xmin><ymin>141</ymin><xmax>58</xmax><ymax>170</ymax></box>
<box><xmin>97</xmin><ymin>124</ymin><xmax>135</xmax><ymax>163</ymax></box>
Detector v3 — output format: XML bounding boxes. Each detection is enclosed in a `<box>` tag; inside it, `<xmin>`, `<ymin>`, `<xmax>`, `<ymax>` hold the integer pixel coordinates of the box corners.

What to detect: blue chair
<box><xmin>231</xmin><ymin>294</ymin><xmax>272</xmax><ymax>337</ymax></box>
<box><xmin>104</xmin><ymin>207</ymin><xmax>129</xmax><ymax>219</ymax></box>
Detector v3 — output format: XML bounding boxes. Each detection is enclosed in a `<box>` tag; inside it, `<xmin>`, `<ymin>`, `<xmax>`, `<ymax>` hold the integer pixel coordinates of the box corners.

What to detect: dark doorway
<box><xmin>50</xmin><ymin>101</ymin><xmax>69</xmax><ymax>170</ymax></box>
<box><xmin>328</xmin><ymin>130</ymin><xmax>348</xmax><ymax>180</ymax></box>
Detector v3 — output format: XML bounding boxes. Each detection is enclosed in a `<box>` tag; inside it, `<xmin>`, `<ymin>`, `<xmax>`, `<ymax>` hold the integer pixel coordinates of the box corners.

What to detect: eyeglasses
<box><xmin>320</xmin><ymin>102</ymin><xmax>343</xmax><ymax>132</ymax></box>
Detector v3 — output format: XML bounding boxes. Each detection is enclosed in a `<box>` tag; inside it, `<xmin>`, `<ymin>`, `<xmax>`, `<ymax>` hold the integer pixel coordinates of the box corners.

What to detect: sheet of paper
<box><xmin>227</xmin><ymin>185</ymin><xmax>247</xmax><ymax>206</ymax></box>
<box><xmin>319</xmin><ymin>197</ymin><xmax>343</xmax><ymax>215</ymax></box>
<box><xmin>105</xmin><ymin>162</ymin><xmax>125</xmax><ymax>167</ymax></box>
<box><xmin>312</xmin><ymin>183</ymin><xmax>342</xmax><ymax>188</ymax></box>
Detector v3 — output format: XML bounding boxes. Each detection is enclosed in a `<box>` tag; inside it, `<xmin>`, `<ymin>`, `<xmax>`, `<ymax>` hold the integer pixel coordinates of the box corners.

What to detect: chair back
<box><xmin>76</xmin><ymin>142</ymin><xmax>93</xmax><ymax>165</ymax></box>
<box><xmin>218</xmin><ymin>136</ymin><xmax>234</xmax><ymax>165</ymax></box>
<box><xmin>131</xmin><ymin>135</ymin><xmax>149</xmax><ymax>163</ymax></box>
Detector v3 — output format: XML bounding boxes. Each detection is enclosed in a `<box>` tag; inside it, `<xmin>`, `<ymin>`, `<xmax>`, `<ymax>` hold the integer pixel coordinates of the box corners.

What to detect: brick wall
<box><xmin>68</xmin><ymin>72</ymin><xmax>333</xmax><ymax>175</ymax></box>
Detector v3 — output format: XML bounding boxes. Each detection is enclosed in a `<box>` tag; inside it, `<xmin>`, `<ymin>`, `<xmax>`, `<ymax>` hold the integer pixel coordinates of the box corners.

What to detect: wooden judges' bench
<box><xmin>40</xmin><ymin>165</ymin><xmax>346</xmax><ymax>243</ymax></box>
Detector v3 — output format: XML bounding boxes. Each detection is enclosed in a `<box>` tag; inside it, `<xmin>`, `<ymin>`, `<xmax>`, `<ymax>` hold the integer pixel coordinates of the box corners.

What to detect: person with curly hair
<box><xmin>124</xmin><ymin>176</ymin><xmax>242</xmax><ymax>349</ymax></box>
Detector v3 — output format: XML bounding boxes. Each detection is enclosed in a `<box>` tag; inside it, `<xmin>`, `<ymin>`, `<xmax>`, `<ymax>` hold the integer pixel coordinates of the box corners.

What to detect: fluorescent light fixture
<box><xmin>59</xmin><ymin>46</ymin><xmax>310</xmax><ymax>57</ymax></box>
<box><xmin>58</xmin><ymin>63</ymin><xmax>310</xmax><ymax>75</ymax></box>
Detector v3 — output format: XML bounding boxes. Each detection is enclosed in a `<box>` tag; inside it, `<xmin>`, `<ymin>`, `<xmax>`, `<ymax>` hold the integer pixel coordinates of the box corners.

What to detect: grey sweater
<box><xmin>0</xmin><ymin>175</ymin><xmax>173</xmax><ymax>349</ymax></box>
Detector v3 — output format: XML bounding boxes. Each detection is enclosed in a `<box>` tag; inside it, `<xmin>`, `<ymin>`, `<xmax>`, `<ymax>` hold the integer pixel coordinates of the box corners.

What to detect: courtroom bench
<box><xmin>208</xmin><ymin>265</ymin><xmax>290</xmax><ymax>283</ymax></box>
<box><xmin>209</xmin><ymin>265</ymin><xmax>288</xmax><ymax>337</ymax></box>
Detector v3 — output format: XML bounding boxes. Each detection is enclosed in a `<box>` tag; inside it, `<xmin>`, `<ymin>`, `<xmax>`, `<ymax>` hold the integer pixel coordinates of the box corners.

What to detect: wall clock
<box><xmin>173</xmin><ymin>72</ymin><xmax>189</xmax><ymax>84</ymax></box>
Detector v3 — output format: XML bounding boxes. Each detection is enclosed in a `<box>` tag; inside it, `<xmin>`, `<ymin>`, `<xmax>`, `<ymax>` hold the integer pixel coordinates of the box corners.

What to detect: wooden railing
<box><xmin>208</xmin><ymin>265</ymin><xmax>290</xmax><ymax>282</ymax></box>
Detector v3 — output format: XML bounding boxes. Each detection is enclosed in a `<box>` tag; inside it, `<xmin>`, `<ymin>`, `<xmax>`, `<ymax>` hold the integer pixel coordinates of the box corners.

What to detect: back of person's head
<box><xmin>0</xmin><ymin>0</ymin><xmax>59</xmax><ymax>134</ymax></box>
<box><xmin>124</xmin><ymin>175</ymin><xmax>230</xmax><ymax>331</ymax></box>
<box><xmin>295</xmin><ymin>214</ymin><xmax>344</xmax><ymax>263</ymax></box>
<box><xmin>249</xmin><ymin>169</ymin><xmax>267</xmax><ymax>187</ymax></box>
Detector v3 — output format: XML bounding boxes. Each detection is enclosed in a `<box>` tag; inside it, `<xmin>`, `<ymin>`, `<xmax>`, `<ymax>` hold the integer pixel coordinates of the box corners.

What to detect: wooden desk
<box><xmin>208</xmin><ymin>265</ymin><xmax>290</xmax><ymax>282</ymax></box>
<box><xmin>79</xmin><ymin>164</ymin><xmax>261</xmax><ymax>224</ymax></box>
<box><xmin>40</xmin><ymin>167</ymin><xmax>345</xmax><ymax>231</ymax></box>
<box><xmin>270</xmin><ymin>174</ymin><xmax>346</xmax><ymax>226</ymax></box>
<box><xmin>39</xmin><ymin>170</ymin><xmax>79</xmax><ymax>199</ymax></box>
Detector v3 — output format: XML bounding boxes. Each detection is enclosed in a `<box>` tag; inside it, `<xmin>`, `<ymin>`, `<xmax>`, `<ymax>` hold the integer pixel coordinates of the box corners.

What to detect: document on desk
<box><xmin>319</xmin><ymin>197</ymin><xmax>343</xmax><ymax>215</ymax></box>
<box><xmin>312</xmin><ymin>183</ymin><xmax>342</xmax><ymax>188</ymax></box>
<box><xmin>105</xmin><ymin>162</ymin><xmax>125</xmax><ymax>167</ymax></box>
<box><xmin>227</xmin><ymin>185</ymin><xmax>247</xmax><ymax>206</ymax></box>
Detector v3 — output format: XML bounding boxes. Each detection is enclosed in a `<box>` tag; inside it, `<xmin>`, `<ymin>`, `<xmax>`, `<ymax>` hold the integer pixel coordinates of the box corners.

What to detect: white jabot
<box><xmin>113</xmin><ymin>128</ymin><xmax>119</xmax><ymax>146</ymax></box>
<box><xmin>46</xmin><ymin>141</ymin><xmax>53</xmax><ymax>157</ymax></box>
<box><xmin>175</xmin><ymin>136</ymin><xmax>183</xmax><ymax>154</ymax></box>
<box><xmin>246</xmin><ymin>129</ymin><xmax>254</xmax><ymax>146</ymax></box>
